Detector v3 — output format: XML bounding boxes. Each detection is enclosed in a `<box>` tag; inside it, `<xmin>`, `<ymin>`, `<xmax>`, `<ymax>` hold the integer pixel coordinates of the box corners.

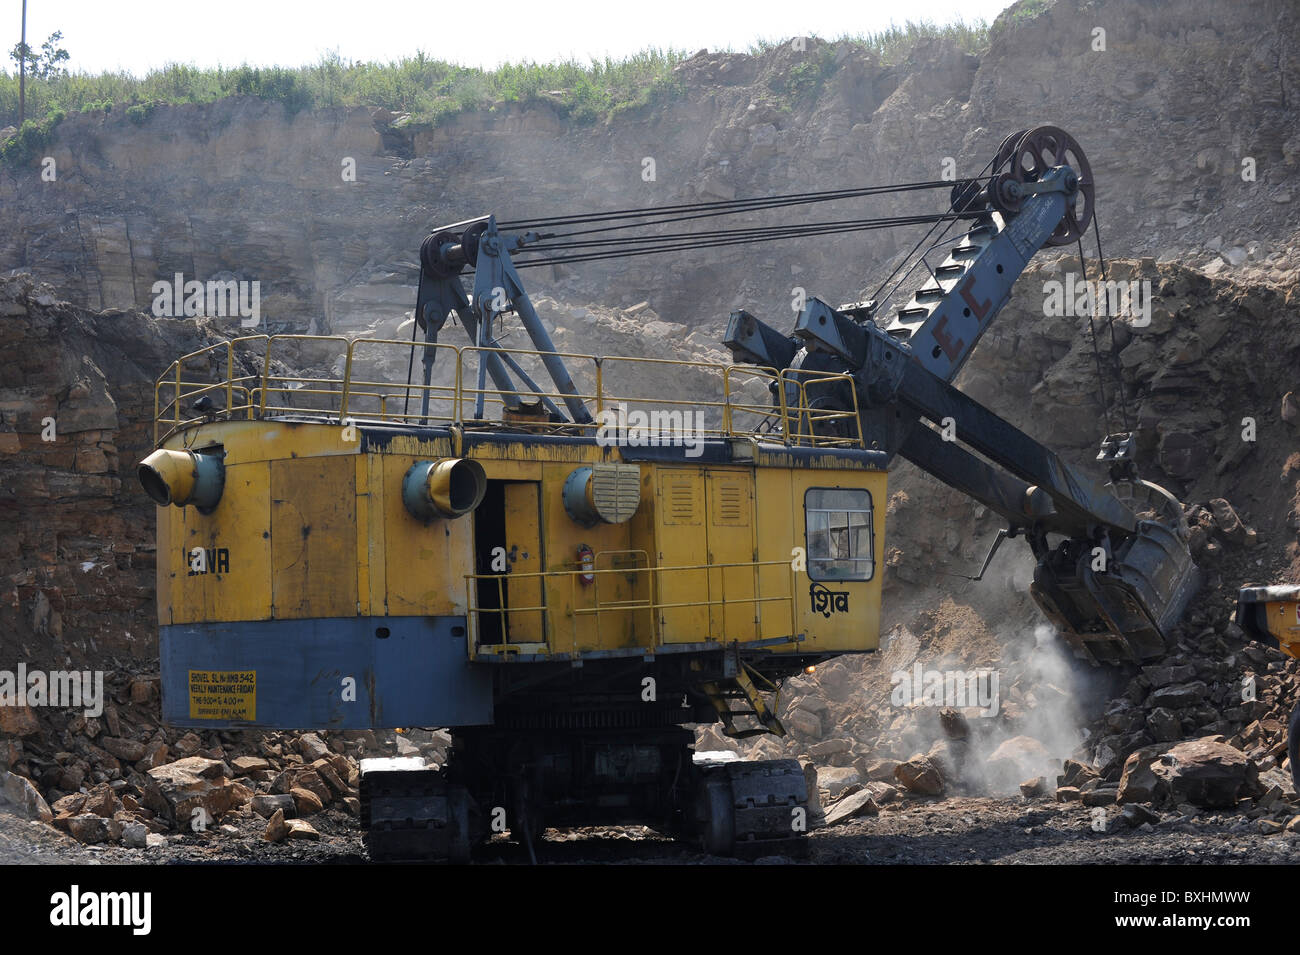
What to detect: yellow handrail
<box><xmin>463</xmin><ymin>557</ymin><xmax>801</xmax><ymax>658</ymax></box>
<box><xmin>151</xmin><ymin>334</ymin><xmax>865</xmax><ymax>450</ymax></box>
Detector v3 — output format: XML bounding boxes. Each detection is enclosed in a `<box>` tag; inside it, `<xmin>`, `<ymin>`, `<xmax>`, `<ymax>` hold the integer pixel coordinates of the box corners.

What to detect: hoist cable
<box><xmin>1077</xmin><ymin>234</ymin><xmax>1113</xmax><ymax>437</ymax></box>
<box><xmin>497</xmin><ymin>178</ymin><xmax>987</xmax><ymax>233</ymax></box>
<box><xmin>1091</xmin><ymin>209</ymin><xmax>1131</xmax><ymax>432</ymax></box>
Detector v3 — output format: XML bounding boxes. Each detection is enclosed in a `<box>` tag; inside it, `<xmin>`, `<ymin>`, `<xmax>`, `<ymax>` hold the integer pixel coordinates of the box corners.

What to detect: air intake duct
<box><xmin>138</xmin><ymin>448</ymin><xmax>226</xmax><ymax>511</ymax></box>
<box><xmin>402</xmin><ymin>458</ymin><xmax>487</xmax><ymax>521</ymax></box>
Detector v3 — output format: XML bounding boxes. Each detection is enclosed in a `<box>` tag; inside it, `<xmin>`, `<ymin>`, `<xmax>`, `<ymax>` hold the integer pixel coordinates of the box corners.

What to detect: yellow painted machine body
<box><xmin>1237</xmin><ymin>585</ymin><xmax>1300</xmax><ymax>660</ymax></box>
<box><xmin>149</xmin><ymin>336</ymin><xmax>886</xmax><ymax>730</ymax></box>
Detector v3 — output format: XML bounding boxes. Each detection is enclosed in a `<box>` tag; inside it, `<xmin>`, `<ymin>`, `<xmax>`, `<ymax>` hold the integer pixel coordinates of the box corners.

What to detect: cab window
<box><xmin>805</xmin><ymin>487</ymin><xmax>873</xmax><ymax>581</ymax></box>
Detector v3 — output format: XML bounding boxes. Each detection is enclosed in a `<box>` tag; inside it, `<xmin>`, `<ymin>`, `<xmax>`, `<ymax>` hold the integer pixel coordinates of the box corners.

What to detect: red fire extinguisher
<box><xmin>578</xmin><ymin>544</ymin><xmax>595</xmax><ymax>585</ymax></box>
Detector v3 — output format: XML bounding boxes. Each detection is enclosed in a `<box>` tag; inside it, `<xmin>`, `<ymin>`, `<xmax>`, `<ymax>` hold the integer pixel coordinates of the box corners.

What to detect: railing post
<box><xmin>340</xmin><ymin>340</ymin><xmax>355</xmax><ymax>418</ymax></box>
<box><xmin>777</xmin><ymin>370</ymin><xmax>792</xmax><ymax>447</ymax></box>
<box><xmin>453</xmin><ymin>346</ymin><xmax>463</xmax><ymax>425</ymax></box>
<box><xmin>259</xmin><ymin>338</ymin><xmax>273</xmax><ymax>416</ymax></box>
<box><xmin>570</xmin><ymin>571</ymin><xmax>578</xmax><ymax>654</ymax></box>
<box><xmin>722</xmin><ymin>366</ymin><xmax>733</xmax><ymax>437</ymax></box>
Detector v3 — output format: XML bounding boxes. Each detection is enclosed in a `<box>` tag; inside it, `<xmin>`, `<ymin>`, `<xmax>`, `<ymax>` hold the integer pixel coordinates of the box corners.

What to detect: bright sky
<box><xmin>9</xmin><ymin>0</ymin><xmax>1013</xmax><ymax>74</ymax></box>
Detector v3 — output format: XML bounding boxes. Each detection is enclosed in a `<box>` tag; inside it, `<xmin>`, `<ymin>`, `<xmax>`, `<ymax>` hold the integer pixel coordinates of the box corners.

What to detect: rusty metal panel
<box><xmin>706</xmin><ymin>469</ymin><xmax>756</xmax><ymax>643</ymax></box>
<box><xmin>271</xmin><ymin>456</ymin><xmax>357</xmax><ymax>619</ymax></box>
<box><xmin>655</xmin><ymin>468</ymin><xmax>709</xmax><ymax>642</ymax></box>
<box><xmin>503</xmin><ymin>482</ymin><xmax>545</xmax><ymax>642</ymax></box>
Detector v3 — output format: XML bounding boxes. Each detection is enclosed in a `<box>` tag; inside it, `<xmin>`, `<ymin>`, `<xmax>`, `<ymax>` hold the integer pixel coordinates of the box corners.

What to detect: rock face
<box><xmin>1</xmin><ymin>0</ymin><xmax>1296</xmax><ymax>340</ymax></box>
<box><xmin>0</xmin><ymin>275</ymin><xmax>223</xmax><ymax>670</ymax></box>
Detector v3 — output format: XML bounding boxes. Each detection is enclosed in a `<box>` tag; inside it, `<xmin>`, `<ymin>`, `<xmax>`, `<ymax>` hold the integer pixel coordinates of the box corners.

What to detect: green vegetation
<box><xmin>766</xmin><ymin>45</ymin><xmax>840</xmax><ymax>102</ymax></box>
<box><xmin>125</xmin><ymin>102</ymin><xmax>153</xmax><ymax>125</ymax></box>
<box><xmin>0</xmin><ymin>48</ymin><xmax>688</xmax><ymax>129</ymax></box>
<box><xmin>757</xmin><ymin>19</ymin><xmax>989</xmax><ymax>107</ymax></box>
<box><xmin>8</xmin><ymin>30</ymin><xmax>70</xmax><ymax>81</ymax></box>
<box><xmin>993</xmin><ymin>0</ymin><xmax>1055</xmax><ymax>31</ymax></box>
<box><xmin>0</xmin><ymin>20</ymin><xmax>991</xmax><ymax>133</ymax></box>
<box><xmin>752</xmin><ymin>18</ymin><xmax>989</xmax><ymax>67</ymax></box>
<box><xmin>0</xmin><ymin>107</ymin><xmax>63</xmax><ymax>165</ymax></box>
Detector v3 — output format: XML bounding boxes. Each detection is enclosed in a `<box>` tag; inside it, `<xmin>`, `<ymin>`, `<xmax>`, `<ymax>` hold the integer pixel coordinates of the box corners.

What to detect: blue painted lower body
<box><xmin>160</xmin><ymin>616</ymin><xmax>494</xmax><ymax>730</ymax></box>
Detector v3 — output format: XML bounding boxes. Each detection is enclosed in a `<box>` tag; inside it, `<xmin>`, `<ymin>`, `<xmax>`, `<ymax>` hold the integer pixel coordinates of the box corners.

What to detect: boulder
<box><xmin>81</xmin><ymin>783</ymin><xmax>120</xmax><ymax>817</ymax></box>
<box><xmin>0</xmin><ymin>705</ymin><xmax>40</xmax><ymax>737</ymax></box>
<box><xmin>1117</xmin><ymin>744</ymin><xmax>1169</xmax><ymax>804</ymax></box>
<box><xmin>1</xmin><ymin>771</ymin><xmax>52</xmax><ymax>822</ymax></box>
<box><xmin>1020</xmin><ymin>776</ymin><xmax>1047</xmax><ymax>797</ymax></box>
<box><xmin>290</xmin><ymin>786</ymin><xmax>324</xmax><ymax>815</ymax></box>
<box><xmin>785</xmin><ymin>708</ymin><xmax>823</xmax><ymax>738</ymax></box>
<box><xmin>895</xmin><ymin>755</ymin><xmax>944</xmax><ymax>795</ymax></box>
<box><xmin>273</xmin><ymin>768</ymin><xmax>333</xmax><ymax>806</ymax></box>
<box><xmin>824</xmin><ymin>789</ymin><xmax>879</xmax><ymax>826</ymax></box>
<box><xmin>864</xmin><ymin>758</ymin><xmax>900</xmax><ymax>781</ymax></box>
<box><xmin>1081</xmin><ymin>787</ymin><xmax>1118</xmax><ymax>807</ymax></box>
<box><xmin>1208</xmin><ymin>498</ymin><xmax>1247</xmax><ymax>544</ymax></box>
<box><xmin>171</xmin><ymin>733</ymin><xmax>202</xmax><ymax>758</ymax></box>
<box><xmin>231</xmin><ymin>755</ymin><xmax>272</xmax><ymax>775</ymax></box>
<box><xmin>817</xmin><ymin>766</ymin><xmax>861</xmax><ymax>799</ymax></box>
<box><xmin>1149</xmin><ymin>682</ymin><xmax>1209</xmax><ymax>709</ymax></box>
<box><xmin>939</xmin><ymin>707</ymin><xmax>969</xmax><ymax>740</ymax></box>
<box><xmin>250</xmin><ymin>793</ymin><xmax>295</xmax><ymax>819</ymax></box>
<box><xmin>100</xmin><ymin>736</ymin><xmax>148</xmax><ymax>763</ymax></box>
<box><xmin>297</xmin><ymin>733</ymin><xmax>331</xmax><ymax>762</ymax></box>
<box><xmin>66</xmin><ymin>813</ymin><xmax>122</xmax><ymax>845</ymax></box>
<box><xmin>1120</xmin><ymin>803</ymin><xmax>1161</xmax><ymax>827</ymax></box>
<box><xmin>263</xmin><ymin>808</ymin><xmax>288</xmax><ymax>843</ymax></box>
<box><xmin>1058</xmin><ymin>759</ymin><xmax>1099</xmax><ymax>789</ymax></box>
<box><xmin>1146</xmin><ymin>707</ymin><xmax>1182</xmax><ymax>741</ymax></box>
<box><xmin>986</xmin><ymin>735</ymin><xmax>1052</xmax><ymax>788</ymax></box>
<box><xmin>285</xmin><ymin>819</ymin><xmax>320</xmax><ymax>841</ymax></box>
<box><xmin>1150</xmin><ymin>738</ymin><xmax>1255</xmax><ymax>808</ymax></box>
<box><xmin>122</xmin><ymin>822</ymin><xmax>149</xmax><ymax>848</ymax></box>
<box><xmin>144</xmin><ymin>756</ymin><xmax>247</xmax><ymax>824</ymax></box>
<box><xmin>808</xmin><ymin>738</ymin><xmax>852</xmax><ymax>759</ymax></box>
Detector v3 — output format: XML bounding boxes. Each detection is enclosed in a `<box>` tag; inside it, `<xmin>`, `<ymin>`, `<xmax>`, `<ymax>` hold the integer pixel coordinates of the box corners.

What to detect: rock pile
<box><xmin>0</xmin><ymin>669</ymin><xmax>444</xmax><ymax>848</ymax></box>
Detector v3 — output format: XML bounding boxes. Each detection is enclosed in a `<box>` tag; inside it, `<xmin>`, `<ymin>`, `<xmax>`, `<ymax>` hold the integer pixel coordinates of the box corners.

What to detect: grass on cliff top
<box><xmin>0</xmin><ymin>20</ymin><xmax>989</xmax><ymax>131</ymax></box>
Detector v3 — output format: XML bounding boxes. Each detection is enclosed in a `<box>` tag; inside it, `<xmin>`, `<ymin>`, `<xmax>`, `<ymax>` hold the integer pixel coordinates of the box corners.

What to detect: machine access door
<box><xmin>654</xmin><ymin>467</ymin><xmax>756</xmax><ymax>644</ymax></box>
<box><xmin>473</xmin><ymin>480</ymin><xmax>545</xmax><ymax>648</ymax></box>
<box><xmin>706</xmin><ymin>469</ymin><xmax>757</xmax><ymax>643</ymax></box>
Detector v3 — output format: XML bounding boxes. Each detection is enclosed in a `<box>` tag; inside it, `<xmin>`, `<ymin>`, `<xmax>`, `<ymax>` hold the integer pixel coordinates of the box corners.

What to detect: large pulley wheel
<box><xmin>1008</xmin><ymin>125</ymin><xmax>1094</xmax><ymax>246</ymax></box>
<box><xmin>420</xmin><ymin>230</ymin><xmax>463</xmax><ymax>280</ymax></box>
<box><xmin>419</xmin><ymin>221</ymin><xmax>489</xmax><ymax>279</ymax></box>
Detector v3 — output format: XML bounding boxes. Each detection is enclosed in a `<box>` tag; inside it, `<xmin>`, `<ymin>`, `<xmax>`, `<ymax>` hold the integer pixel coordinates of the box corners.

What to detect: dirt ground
<box><xmin>5</xmin><ymin>792</ymin><xmax>1297</xmax><ymax>865</ymax></box>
